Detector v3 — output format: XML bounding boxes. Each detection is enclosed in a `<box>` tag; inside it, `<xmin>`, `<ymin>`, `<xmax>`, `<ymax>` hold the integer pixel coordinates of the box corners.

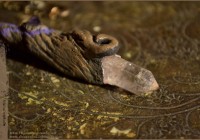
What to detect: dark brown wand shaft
<box><xmin>0</xmin><ymin>17</ymin><xmax>159</xmax><ymax>95</ymax></box>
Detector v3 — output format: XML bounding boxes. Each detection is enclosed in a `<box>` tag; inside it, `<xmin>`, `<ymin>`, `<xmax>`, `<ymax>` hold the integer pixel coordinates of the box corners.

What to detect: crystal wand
<box><xmin>0</xmin><ymin>17</ymin><xmax>159</xmax><ymax>95</ymax></box>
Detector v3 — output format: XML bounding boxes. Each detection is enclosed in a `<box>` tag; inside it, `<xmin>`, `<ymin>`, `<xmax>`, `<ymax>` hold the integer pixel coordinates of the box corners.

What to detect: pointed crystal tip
<box><xmin>150</xmin><ymin>78</ymin><xmax>159</xmax><ymax>91</ymax></box>
<box><xmin>101</xmin><ymin>55</ymin><xmax>159</xmax><ymax>95</ymax></box>
<box><xmin>138</xmin><ymin>70</ymin><xmax>159</xmax><ymax>94</ymax></box>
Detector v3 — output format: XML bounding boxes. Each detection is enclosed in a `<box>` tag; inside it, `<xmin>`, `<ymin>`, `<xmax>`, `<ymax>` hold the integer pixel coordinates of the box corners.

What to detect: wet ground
<box><xmin>0</xmin><ymin>1</ymin><xmax>200</xmax><ymax>139</ymax></box>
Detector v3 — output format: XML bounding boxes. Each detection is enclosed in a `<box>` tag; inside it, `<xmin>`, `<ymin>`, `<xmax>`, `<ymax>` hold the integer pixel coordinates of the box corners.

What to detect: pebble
<box><xmin>60</xmin><ymin>10</ymin><xmax>70</xmax><ymax>18</ymax></box>
<box><xmin>127</xmin><ymin>132</ymin><xmax>136</xmax><ymax>138</ymax></box>
<box><xmin>46</xmin><ymin>108</ymin><xmax>51</xmax><ymax>113</ymax></box>
<box><xmin>124</xmin><ymin>52</ymin><xmax>132</xmax><ymax>59</ymax></box>
<box><xmin>80</xmin><ymin>123</ymin><xmax>87</xmax><ymax>135</ymax></box>
<box><xmin>50</xmin><ymin>76</ymin><xmax>60</xmax><ymax>83</ymax></box>
<box><xmin>26</xmin><ymin>71</ymin><xmax>31</xmax><ymax>75</ymax></box>
<box><xmin>110</xmin><ymin>127</ymin><xmax>132</xmax><ymax>136</ymax></box>
<box><xmin>51</xmin><ymin>6</ymin><xmax>60</xmax><ymax>14</ymax></box>
<box><xmin>24</xmin><ymin>5</ymin><xmax>31</xmax><ymax>14</ymax></box>
<box><xmin>33</xmin><ymin>1</ymin><xmax>46</xmax><ymax>10</ymax></box>
<box><xmin>24</xmin><ymin>1</ymin><xmax>46</xmax><ymax>14</ymax></box>
<box><xmin>93</xmin><ymin>26</ymin><xmax>101</xmax><ymax>32</ymax></box>
<box><xmin>49</xmin><ymin>6</ymin><xmax>60</xmax><ymax>20</ymax></box>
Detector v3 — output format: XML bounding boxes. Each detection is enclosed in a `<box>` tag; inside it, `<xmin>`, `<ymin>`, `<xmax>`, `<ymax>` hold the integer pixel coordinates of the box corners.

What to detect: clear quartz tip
<box><xmin>101</xmin><ymin>55</ymin><xmax>159</xmax><ymax>95</ymax></box>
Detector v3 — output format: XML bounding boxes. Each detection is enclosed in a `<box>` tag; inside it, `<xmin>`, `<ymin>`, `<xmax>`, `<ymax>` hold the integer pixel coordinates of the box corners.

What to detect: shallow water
<box><xmin>1</xmin><ymin>1</ymin><xmax>200</xmax><ymax>139</ymax></box>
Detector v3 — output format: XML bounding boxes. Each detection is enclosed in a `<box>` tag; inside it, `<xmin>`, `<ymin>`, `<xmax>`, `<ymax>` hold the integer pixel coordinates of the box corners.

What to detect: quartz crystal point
<box><xmin>102</xmin><ymin>55</ymin><xmax>159</xmax><ymax>95</ymax></box>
